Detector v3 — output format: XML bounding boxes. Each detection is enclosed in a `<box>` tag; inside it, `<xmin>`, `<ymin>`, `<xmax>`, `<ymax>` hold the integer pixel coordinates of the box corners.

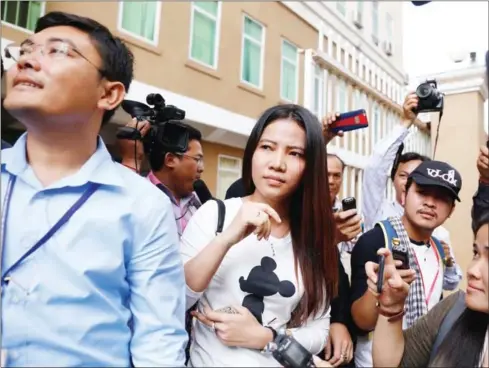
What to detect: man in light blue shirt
<box><xmin>1</xmin><ymin>11</ymin><xmax>187</xmax><ymax>367</ymax></box>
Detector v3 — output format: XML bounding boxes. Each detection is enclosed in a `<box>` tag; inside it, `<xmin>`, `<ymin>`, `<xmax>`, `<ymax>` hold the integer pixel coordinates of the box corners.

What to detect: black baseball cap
<box><xmin>409</xmin><ymin>160</ymin><xmax>462</xmax><ymax>201</ymax></box>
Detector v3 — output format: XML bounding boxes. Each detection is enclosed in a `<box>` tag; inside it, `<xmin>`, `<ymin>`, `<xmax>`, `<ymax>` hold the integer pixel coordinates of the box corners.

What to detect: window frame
<box><xmin>312</xmin><ymin>63</ymin><xmax>325</xmax><ymax>118</ymax></box>
<box><xmin>188</xmin><ymin>1</ymin><xmax>222</xmax><ymax>69</ymax></box>
<box><xmin>385</xmin><ymin>12</ymin><xmax>393</xmax><ymax>43</ymax></box>
<box><xmin>240</xmin><ymin>14</ymin><xmax>266</xmax><ymax>90</ymax></box>
<box><xmin>336</xmin><ymin>78</ymin><xmax>347</xmax><ymax>113</ymax></box>
<box><xmin>280</xmin><ymin>39</ymin><xmax>299</xmax><ymax>103</ymax></box>
<box><xmin>372</xmin><ymin>0</ymin><xmax>379</xmax><ymax>42</ymax></box>
<box><xmin>1</xmin><ymin>1</ymin><xmax>46</xmax><ymax>34</ymax></box>
<box><xmin>216</xmin><ymin>154</ymin><xmax>242</xmax><ymax>200</ymax></box>
<box><xmin>117</xmin><ymin>1</ymin><xmax>162</xmax><ymax>46</ymax></box>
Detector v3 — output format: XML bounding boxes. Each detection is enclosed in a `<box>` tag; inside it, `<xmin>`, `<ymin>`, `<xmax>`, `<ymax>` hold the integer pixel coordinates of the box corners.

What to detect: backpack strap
<box><xmin>375</xmin><ymin>219</ymin><xmax>399</xmax><ymax>251</ymax></box>
<box><xmin>214</xmin><ymin>198</ymin><xmax>226</xmax><ymax>234</ymax></box>
<box><xmin>428</xmin><ymin>291</ymin><xmax>466</xmax><ymax>364</ymax></box>
<box><xmin>430</xmin><ymin>236</ymin><xmax>446</xmax><ymax>260</ymax></box>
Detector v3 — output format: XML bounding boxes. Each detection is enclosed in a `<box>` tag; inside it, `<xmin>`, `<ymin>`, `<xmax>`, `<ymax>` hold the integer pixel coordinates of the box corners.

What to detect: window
<box><xmin>372</xmin><ymin>103</ymin><xmax>380</xmax><ymax>145</ymax></box>
<box><xmin>312</xmin><ymin>64</ymin><xmax>325</xmax><ymax>117</ymax></box>
<box><xmin>119</xmin><ymin>1</ymin><xmax>160</xmax><ymax>44</ymax></box>
<box><xmin>1</xmin><ymin>1</ymin><xmax>43</xmax><ymax>32</ymax></box>
<box><xmin>336</xmin><ymin>1</ymin><xmax>346</xmax><ymax>16</ymax></box>
<box><xmin>241</xmin><ymin>15</ymin><xmax>265</xmax><ymax>88</ymax></box>
<box><xmin>336</xmin><ymin>79</ymin><xmax>347</xmax><ymax>113</ymax></box>
<box><xmin>386</xmin><ymin>13</ymin><xmax>393</xmax><ymax>43</ymax></box>
<box><xmin>190</xmin><ymin>1</ymin><xmax>221</xmax><ymax>68</ymax></box>
<box><xmin>372</xmin><ymin>1</ymin><xmax>379</xmax><ymax>42</ymax></box>
<box><xmin>216</xmin><ymin>155</ymin><xmax>242</xmax><ymax>200</ymax></box>
<box><xmin>280</xmin><ymin>40</ymin><xmax>298</xmax><ymax>102</ymax></box>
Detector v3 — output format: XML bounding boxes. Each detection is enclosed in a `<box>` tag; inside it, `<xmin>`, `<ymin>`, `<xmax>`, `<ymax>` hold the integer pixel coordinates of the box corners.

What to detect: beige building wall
<box><xmin>424</xmin><ymin>63</ymin><xmax>488</xmax><ymax>291</ymax></box>
<box><xmin>2</xmin><ymin>1</ymin><xmax>430</xmax><ymax>202</ymax></box>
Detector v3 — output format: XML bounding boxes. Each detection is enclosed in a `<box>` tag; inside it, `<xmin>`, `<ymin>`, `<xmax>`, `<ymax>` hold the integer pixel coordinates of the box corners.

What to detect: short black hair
<box><xmin>472</xmin><ymin>210</ymin><xmax>489</xmax><ymax>235</ymax></box>
<box><xmin>327</xmin><ymin>153</ymin><xmax>345</xmax><ymax>172</ymax></box>
<box><xmin>148</xmin><ymin>124</ymin><xmax>202</xmax><ymax>171</ymax></box>
<box><xmin>391</xmin><ymin>152</ymin><xmax>431</xmax><ymax>181</ymax></box>
<box><xmin>35</xmin><ymin>12</ymin><xmax>134</xmax><ymax>125</ymax></box>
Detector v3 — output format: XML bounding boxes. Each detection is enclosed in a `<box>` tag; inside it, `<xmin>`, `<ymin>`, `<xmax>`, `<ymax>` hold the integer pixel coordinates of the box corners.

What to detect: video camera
<box><xmin>271</xmin><ymin>333</ymin><xmax>316</xmax><ymax>368</ymax></box>
<box><xmin>413</xmin><ymin>79</ymin><xmax>444</xmax><ymax>114</ymax></box>
<box><xmin>116</xmin><ymin>93</ymin><xmax>189</xmax><ymax>154</ymax></box>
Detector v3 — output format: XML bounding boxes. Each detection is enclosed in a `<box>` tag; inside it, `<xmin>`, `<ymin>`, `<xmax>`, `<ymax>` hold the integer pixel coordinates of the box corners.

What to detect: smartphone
<box><xmin>392</xmin><ymin>239</ymin><xmax>410</xmax><ymax>270</ymax></box>
<box><xmin>330</xmin><ymin>109</ymin><xmax>369</xmax><ymax>133</ymax></box>
<box><xmin>377</xmin><ymin>255</ymin><xmax>385</xmax><ymax>294</ymax></box>
<box><xmin>341</xmin><ymin>197</ymin><xmax>357</xmax><ymax>212</ymax></box>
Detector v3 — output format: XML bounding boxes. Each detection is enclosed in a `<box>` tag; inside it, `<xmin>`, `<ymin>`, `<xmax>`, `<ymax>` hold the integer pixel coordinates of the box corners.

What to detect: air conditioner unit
<box><xmin>383</xmin><ymin>41</ymin><xmax>393</xmax><ymax>56</ymax></box>
<box><xmin>352</xmin><ymin>10</ymin><xmax>363</xmax><ymax>29</ymax></box>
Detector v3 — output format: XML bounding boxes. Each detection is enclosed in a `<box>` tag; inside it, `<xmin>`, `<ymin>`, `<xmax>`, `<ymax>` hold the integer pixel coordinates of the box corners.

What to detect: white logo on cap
<box><xmin>426</xmin><ymin>168</ymin><xmax>458</xmax><ymax>186</ymax></box>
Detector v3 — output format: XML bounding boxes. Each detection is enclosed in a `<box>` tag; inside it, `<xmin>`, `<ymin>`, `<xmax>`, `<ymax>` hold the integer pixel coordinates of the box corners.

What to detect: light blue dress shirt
<box><xmin>1</xmin><ymin>133</ymin><xmax>188</xmax><ymax>367</ymax></box>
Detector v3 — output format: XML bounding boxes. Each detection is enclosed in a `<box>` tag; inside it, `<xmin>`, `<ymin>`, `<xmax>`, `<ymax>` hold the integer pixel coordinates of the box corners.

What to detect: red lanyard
<box><xmin>411</xmin><ymin>239</ymin><xmax>442</xmax><ymax>306</ymax></box>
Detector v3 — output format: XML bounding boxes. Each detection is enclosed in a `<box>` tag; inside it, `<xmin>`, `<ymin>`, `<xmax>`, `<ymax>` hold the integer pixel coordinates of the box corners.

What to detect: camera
<box><xmin>272</xmin><ymin>333</ymin><xmax>316</xmax><ymax>368</ymax></box>
<box><xmin>116</xmin><ymin>93</ymin><xmax>189</xmax><ymax>154</ymax></box>
<box><xmin>414</xmin><ymin>79</ymin><xmax>444</xmax><ymax>114</ymax></box>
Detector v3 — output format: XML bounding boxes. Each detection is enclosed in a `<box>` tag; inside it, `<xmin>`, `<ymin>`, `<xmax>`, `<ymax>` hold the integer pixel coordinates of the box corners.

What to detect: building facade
<box><xmin>1</xmin><ymin>1</ymin><xmax>431</xmax><ymax>203</ymax></box>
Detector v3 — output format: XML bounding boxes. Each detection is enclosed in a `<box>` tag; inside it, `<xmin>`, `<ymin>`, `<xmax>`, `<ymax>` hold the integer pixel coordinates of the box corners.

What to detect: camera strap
<box><xmin>432</xmin><ymin>110</ymin><xmax>444</xmax><ymax>159</ymax></box>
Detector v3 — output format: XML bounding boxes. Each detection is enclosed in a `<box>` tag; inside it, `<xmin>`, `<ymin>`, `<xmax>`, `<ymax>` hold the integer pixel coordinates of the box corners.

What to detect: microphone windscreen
<box><xmin>193</xmin><ymin>179</ymin><xmax>213</xmax><ymax>204</ymax></box>
<box><xmin>411</xmin><ymin>1</ymin><xmax>431</xmax><ymax>6</ymax></box>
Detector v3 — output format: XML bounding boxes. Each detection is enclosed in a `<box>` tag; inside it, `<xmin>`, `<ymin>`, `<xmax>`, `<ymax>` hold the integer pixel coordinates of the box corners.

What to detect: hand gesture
<box><xmin>402</xmin><ymin>92</ymin><xmax>419</xmax><ymax>122</ymax></box>
<box><xmin>477</xmin><ymin>144</ymin><xmax>489</xmax><ymax>181</ymax></box>
<box><xmin>324</xmin><ymin>323</ymin><xmax>353</xmax><ymax>367</ymax></box>
<box><xmin>191</xmin><ymin>304</ymin><xmax>269</xmax><ymax>349</ymax></box>
<box><xmin>322</xmin><ymin>112</ymin><xmax>344</xmax><ymax>145</ymax></box>
<box><xmin>365</xmin><ymin>248</ymin><xmax>415</xmax><ymax>315</ymax></box>
<box><xmin>221</xmin><ymin>201</ymin><xmax>281</xmax><ymax>246</ymax></box>
<box><xmin>117</xmin><ymin>118</ymin><xmax>151</xmax><ymax>170</ymax></box>
<box><xmin>334</xmin><ymin>209</ymin><xmax>362</xmax><ymax>243</ymax></box>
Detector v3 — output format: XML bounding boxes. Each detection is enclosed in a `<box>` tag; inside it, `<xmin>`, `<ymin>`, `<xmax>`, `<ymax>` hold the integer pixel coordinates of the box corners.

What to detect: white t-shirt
<box><xmin>180</xmin><ymin>198</ymin><xmax>330</xmax><ymax>367</ymax></box>
<box><xmin>355</xmin><ymin>239</ymin><xmax>444</xmax><ymax>368</ymax></box>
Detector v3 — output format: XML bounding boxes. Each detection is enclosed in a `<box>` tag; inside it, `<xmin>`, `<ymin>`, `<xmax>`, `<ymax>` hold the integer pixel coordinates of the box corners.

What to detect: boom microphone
<box><xmin>411</xmin><ymin>1</ymin><xmax>431</xmax><ymax>5</ymax></box>
<box><xmin>193</xmin><ymin>179</ymin><xmax>213</xmax><ymax>205</ymax></box>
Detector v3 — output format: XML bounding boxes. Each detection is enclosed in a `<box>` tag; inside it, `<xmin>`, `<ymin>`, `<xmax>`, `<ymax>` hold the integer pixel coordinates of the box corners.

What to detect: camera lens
<box><xmin>416</xmin><ymin>83</ymin><xmax>432</xmax><ymax>99</ymax></box>
<box><xmin>147</xmin><ymin>93</ymin><xmax>164</xmax><ymax>106</ymax></box>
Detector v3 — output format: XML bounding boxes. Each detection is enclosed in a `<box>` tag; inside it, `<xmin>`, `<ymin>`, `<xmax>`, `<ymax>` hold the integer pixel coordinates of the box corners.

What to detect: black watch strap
<box><xmin>265</xmin><ymin>326</ymin><xmax>277</xmax><ymax>340</ymax></box>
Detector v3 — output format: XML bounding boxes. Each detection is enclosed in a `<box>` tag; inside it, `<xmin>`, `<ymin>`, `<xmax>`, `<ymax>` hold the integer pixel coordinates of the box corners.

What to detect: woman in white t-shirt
<box><xmin>180</xmin><ymin>104</ymin><xmax>339</xmax><ymax>367</ymax></box>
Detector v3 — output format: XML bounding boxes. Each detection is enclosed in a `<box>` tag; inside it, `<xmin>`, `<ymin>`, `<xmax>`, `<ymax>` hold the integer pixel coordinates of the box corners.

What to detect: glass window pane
<box><xmin>244</xmin><ymin>17</ymin><xmax>262</xmax><ymax>41</ymax></box>
<box><xmin>281</xmin><ymin>61</ymin><xmax>296</xmax><ymax>101</ymax></box>
<box><xmin>242</xmin><ymin>39</ymin><xmax>261</xmax><ymax>86</ymax></box>
<box><xmin>121</xmin><ymin>2</ymin><xmax>156</xmax><ymax>41</ymax></box>
<box><xmin>217</xmin><ymin>171</ymin><xmax>240</xmax><ymax>200</ymax></box>
<box><xmin>18</xmin><ymin>1</ymin><xmax>28</xmax><ymax>28</ymax></box>
<box><xmin>219</xmin><ymin>157</ymin><xmax>240</xmax><ymax>171</ymax></box>
<box><xmin>5</xmin><ymin>1</ymin><xmax>18</xmax><ymax>24</ymax></box>
<box><xmin>27</xmin><ymin>1</ymin><xmax>42</xmax><ymax>31</ymax></box>
<box><xmin>191</xmin><ymin>11</ymin><xmax>217</xmax><ymax>65</ymax></box>
<box><xmin>282</xmin><ymin>41</ymin><xmax>297</xmax><ymax>62</ymax></box>
<box><xmin>194</xmin><ymin>1</ymin><xmax>218</xmax><ymax>17</ymax></box>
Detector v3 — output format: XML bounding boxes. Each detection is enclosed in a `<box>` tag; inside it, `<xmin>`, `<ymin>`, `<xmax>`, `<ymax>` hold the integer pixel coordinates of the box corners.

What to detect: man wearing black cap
<box><xmin>349</xmin><ymin>160</ymin><xmax>461</xmax><ymax>367</ymax></box>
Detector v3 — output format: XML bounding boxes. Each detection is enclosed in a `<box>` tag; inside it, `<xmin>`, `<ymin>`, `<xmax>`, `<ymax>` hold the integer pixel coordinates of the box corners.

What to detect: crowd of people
<box><xmin>1</xmin><ymin>10</ymin><xmax>488</xmax><ymax>368</ymax></box>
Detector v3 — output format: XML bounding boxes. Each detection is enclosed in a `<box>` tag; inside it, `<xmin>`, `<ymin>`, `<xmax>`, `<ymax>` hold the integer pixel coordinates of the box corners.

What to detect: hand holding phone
<box><xmin>330</xmin><ymin>109</ymin><xmax>369</xmax><ymax>134</ymax></box>
<box><xmin>376</xmin><ymin>255</ymin><xmax>385</xmax><ymax>294</ymax></box>
<box><xmin>341</xmin><ymin>197</ymin><xmax>357</xmax><ymax>212</ymax></box>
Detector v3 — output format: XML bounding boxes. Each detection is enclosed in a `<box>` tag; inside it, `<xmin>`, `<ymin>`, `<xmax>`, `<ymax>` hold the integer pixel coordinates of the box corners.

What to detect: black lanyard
<box><xmin>1</xmin><ymin>175</ymin><xmax>100</xmax><ymax>285</ymax></box>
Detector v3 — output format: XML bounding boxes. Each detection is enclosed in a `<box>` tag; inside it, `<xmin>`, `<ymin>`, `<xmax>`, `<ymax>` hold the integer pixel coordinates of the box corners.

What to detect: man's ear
<box><xmin>97</xmin><ymin>81</ymin><xmax>126</xmax><ymax>112</ymax></box>
<box><xmin>448</xmin><ymin>203</ymin><xmax>456</xmax><ymax>218</ymax></box>
<box><xmin>164</xmin><ymin>152</ymin><xmax>179</xmax><ymax>168</ymax></box>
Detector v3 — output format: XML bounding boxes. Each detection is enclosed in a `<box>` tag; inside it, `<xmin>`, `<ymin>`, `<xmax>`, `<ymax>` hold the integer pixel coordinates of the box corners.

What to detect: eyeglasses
<box><xmin>178</xmin><ymin>153</ymin><xmax>204</xmax><ymax>167</ymax></box>
<box><xmin>4</xmin><ymin>39</ymin><xmax>106</xmax><ymax>76</ymax></box>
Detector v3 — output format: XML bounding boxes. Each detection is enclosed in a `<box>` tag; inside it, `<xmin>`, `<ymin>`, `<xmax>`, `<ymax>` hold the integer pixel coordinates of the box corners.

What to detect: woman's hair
<box><xmin>432</xmin><ymin>309</ymin><xmax>488</xmax><ymax>366</ymax></box>
<box><xmin>242</xmin><ymin>104</ymin><xmax>338</xmax><ymax>325</ymax></box>
<box><xmin>432</xmin><ymin>212</ymin><xmax>489</xmax><ymax>366</ymax></box>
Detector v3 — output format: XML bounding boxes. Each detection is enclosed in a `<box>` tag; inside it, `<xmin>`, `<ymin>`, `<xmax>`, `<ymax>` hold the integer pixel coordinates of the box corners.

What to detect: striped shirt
<box><xmin>147</xmin><ymin>171</ymin><xmax>201</xmax><ymax>238</ymax></box>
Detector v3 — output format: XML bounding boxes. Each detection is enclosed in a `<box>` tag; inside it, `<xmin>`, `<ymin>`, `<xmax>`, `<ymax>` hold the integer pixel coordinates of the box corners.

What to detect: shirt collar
<box><xmin>1</xmin><ymin>133</ymin><xmax>125</xmax><ymax>189</ymax></box>
<box><xmin>147</xmin><ymin>170</ymin><xmax>201</xmax><ymax>207</ymax></box>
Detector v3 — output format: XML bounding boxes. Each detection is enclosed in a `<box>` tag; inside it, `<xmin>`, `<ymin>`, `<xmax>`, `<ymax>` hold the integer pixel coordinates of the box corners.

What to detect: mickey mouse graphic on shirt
<box><xmin>239</xmin><ymin>256</ymin><xmax>296</xmax><ymax>324</ymax></box>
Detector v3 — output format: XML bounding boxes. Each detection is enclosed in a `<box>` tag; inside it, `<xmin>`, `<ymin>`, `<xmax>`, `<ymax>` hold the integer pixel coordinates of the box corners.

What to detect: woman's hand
<box><xmin>322</xmin><ymin>112</ymin><xmax>344</xmax><ymax>145</ymax></box>
<box><xmin>191</xmin><ymin>304</ymin><xmax>273</xmax><ymax>349</ymax></box>
<box><xmin>220</xmin><ymin>201</ymin><xmax>281</xmax><ymax>247</ymax></box>
<box><xmin>324</xmin><ymin>323</ymin><xmax>353</xmax><ymax>367</ymax></box>
<box><xmin>365</xmin><ymin>248</ymin><xmax>415</xmax><ymax>315</ymax></box>
<box><xmin>313</xmin><ymin>356</ymin><xmax>334</xmax><ymax>367</ymax></box>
